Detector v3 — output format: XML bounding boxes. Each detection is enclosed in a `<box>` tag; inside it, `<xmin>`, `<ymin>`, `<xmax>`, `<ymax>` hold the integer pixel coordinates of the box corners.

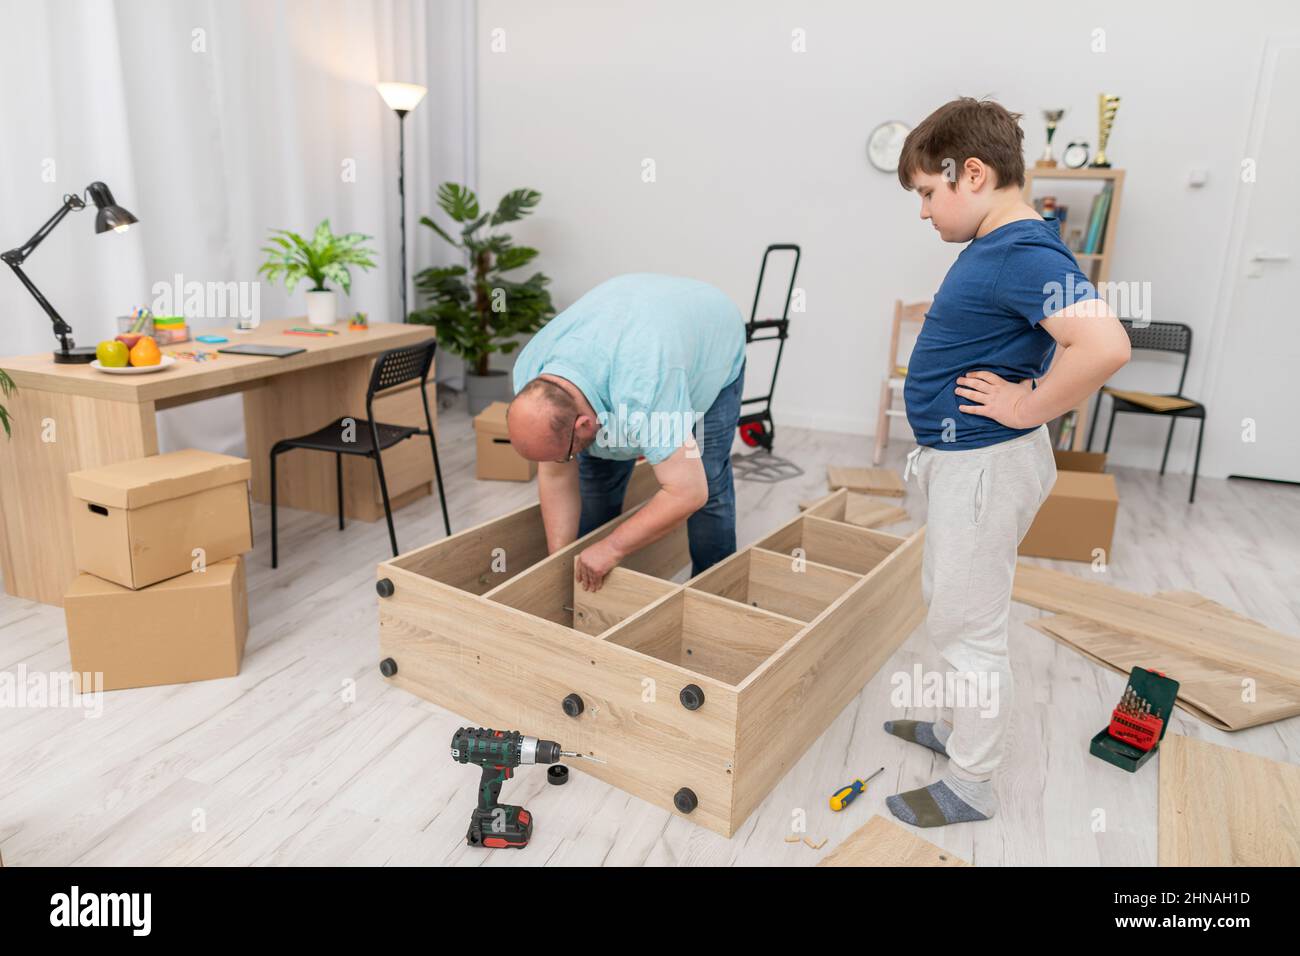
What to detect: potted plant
<box><xmin>410</xmin><ymin>184</ymin><xmax>555</xmax><ymax>413</ymax></box>
<box><xmin>258</xmin><ymin>220</ymin><xmax>377</xmax><ymax>326</ymax></box>
<box><xmin>0</xmin><ymin>368</ymin><xmax>14</xmax><ymax>438</ymax></box>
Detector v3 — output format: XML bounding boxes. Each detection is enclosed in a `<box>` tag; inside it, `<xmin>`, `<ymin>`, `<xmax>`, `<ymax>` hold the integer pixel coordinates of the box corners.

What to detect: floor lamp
<box><xmin>377</xmin><ymin>82</ymin><xmax>427</xmax><ymax>324</ymax></box>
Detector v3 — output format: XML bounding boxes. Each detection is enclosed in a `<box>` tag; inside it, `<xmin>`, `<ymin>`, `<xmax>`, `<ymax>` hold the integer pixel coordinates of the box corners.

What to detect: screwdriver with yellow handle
<box><xmin>830</xmin><ymin>766</ymin><xmax>885</xmax><ymax>811</ymax></box>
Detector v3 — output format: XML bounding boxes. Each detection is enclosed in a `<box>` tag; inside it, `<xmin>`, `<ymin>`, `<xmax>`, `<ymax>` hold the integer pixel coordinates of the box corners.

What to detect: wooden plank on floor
<box><xmin>818</xmin><ymin>815</ymin><xmax>969</xmax><ymax>867</ymax></box>
<box><xmin>1012</xmin><ymin>564</ymin><xmax>1300</xmax><ymax>685</ymax></box>
<box><xmin>1158</xmin><ymin>734</ymin><xmax>1300</xmax><ymax>866</ymax></box>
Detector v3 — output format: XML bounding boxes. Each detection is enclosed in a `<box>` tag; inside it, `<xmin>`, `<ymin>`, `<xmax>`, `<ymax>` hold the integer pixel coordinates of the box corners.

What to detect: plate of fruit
<box><xmin>92</xmin><ymin>336</ymin><xmax>175</xmax><ymax>374</ymax></box>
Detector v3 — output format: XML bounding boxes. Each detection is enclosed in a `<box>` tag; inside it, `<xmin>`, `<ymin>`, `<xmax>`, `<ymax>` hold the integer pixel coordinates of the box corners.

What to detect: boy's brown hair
<box><xmin>897</xmin><ymin>97</ymin><xmax>1025</xmax><ymax>192</ymax></box>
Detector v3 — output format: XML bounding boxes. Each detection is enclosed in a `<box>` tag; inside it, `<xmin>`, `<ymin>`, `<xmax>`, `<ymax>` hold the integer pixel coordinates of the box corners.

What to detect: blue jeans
<box><xmin>578</xmin><ymin>363</ymin><xmax>744</xmax><ymax>576</ymax></box>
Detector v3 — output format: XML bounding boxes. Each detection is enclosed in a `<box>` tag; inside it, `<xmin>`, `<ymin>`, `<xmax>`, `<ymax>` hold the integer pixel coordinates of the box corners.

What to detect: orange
<box><xmin>129</xmin><ymin>336</ymin><xmax>162</xmax><ymax>367</ymax></box>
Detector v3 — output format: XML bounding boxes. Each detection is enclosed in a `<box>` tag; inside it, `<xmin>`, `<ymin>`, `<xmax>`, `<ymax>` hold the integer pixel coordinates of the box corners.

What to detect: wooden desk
<box><xmin>0</xmin><ymin>319</ymin><xmax>436</xmax><ymax>606</ymax></box>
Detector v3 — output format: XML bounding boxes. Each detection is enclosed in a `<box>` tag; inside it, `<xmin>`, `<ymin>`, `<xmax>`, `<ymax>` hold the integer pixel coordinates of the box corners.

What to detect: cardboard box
<box><xmin>64</xmin><ymin>556</ymin><xmax>249</xmax><ymax>692</ymax></box>
<box><xmin>68</xmin><ymin>449</ymin><xmax>253</xmax><ymax>590</ymax></box>
<box><xmin>1019</xmin><ymin>450</ymin><xmax>1118</xmax><ymax>562</ymax></box>
<box><xmin>473</xmin><ymin>401</ymin><xmax>536</xmax><ymax>482</ymax></box>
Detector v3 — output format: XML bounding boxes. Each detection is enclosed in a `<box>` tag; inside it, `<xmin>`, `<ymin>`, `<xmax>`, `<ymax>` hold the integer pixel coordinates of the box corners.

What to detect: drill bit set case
<box><xmin>375</xmin><ymin>463</ymin><xmax>925</xmax><ymax>837</ymax></box>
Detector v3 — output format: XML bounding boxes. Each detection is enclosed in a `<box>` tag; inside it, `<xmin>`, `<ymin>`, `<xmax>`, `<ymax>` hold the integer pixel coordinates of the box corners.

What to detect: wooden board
<box><xmin>818</xmin><ymin>815</ymin><xmax>968</xmax><ymax>867</ymax></box>
<box><xmin>802</xmin><ymin>493</ymin><xmax>909</xmax><ymax>529</ymax></box>
<box><xmin>826</xmin><ymin>465</ymin><xmax>905</xmax><ymax>497</ymax></box>
<box><xmin>1012</xmin><ymin>564</ymin><xmax>1300</xmax><ymax>686</ymax></box>
<box><xmin>1104</xmin><ymin>388</ymin><xmax>1198</xmax><ymax>413</ymax></box>
<box><xmin>1028</xmin><ymin>592</ymin><xmax>1300</xmax><ymax>731</ymax></box>
<box><xmin>1158</xmin><ymin>734</ymin><xmax>1300</xmax><ymax>866</ymax></box>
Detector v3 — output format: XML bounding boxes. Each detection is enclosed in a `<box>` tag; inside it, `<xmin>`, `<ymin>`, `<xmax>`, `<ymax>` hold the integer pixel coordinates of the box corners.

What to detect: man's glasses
<box><xmin>555</xmin><ymin>417</ymin><xmax>579</xmax><ymax>463</ymax></box>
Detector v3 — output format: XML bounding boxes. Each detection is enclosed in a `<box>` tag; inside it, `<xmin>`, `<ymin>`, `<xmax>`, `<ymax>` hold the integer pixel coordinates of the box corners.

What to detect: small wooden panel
<box><xmin>391</xmin><ymin>500</ymin><xmax>549</xmax><ymax>595</ymax></box>
<box><xmin>688</xmin><ymin>547</ymin><xmax>859</xmax><ymax>623</ymax></box>
<box><xmin>800</xmin><ymin>491</ymin><xmax>909</xmax><ymax>529</ymax></box>
<box><xmin>1103</xmin><ymin>388</ymin><xmax>1198</xmax><ymax>413</ymax></box>
<box><xmin>680</xmin><ymin>591</ymin><xmax>803</xmax><ymax>686</ymax></box>
<box><xmin>1013</xmin><ymin>564</ymin><xmax>1300</xmax><ymax>685</ymax></box>
<box><xmin>574</xmin><ymin>568</ymin><xmax>676</xmax><ymax>636</ymax></box>
<box><xmin>818</xmin><ymin>815</ymin><xmax>969</xmax><ymax>867</ymax></box>
<box><xmin>733</xmin><ymin>527</ymin><xmax>926</xmax><ymax>828</ymax></box>
<box><xmin>605</xmin><ymin>589</ymin><xmax>802</xmax><ymax>687</ymax></box>
<box><xmin>826</xmin><ymin>465</ymin><xmax>905</xmax><ymax>497</ymax></box>
<box><xmin>488</xmin><ymin>501</ymin><xmax>690</xmax><ymax>626</ymax></box>
<box><xmin>1158</xmin><ymin>734</ymin><xmax>1300</xmax><ymax>866</ymax></box>
<box><xmin>760</xmin><ymin>515</ymin><xmax>899</xmax><ymax>576</ymax></box>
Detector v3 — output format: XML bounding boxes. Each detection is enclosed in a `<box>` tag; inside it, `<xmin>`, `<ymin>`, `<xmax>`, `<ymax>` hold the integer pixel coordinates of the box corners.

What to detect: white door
<box><xmin>1203</xmin><ymin>39</ymin><xmax>1300</xmax><ymax>484</ymax></box>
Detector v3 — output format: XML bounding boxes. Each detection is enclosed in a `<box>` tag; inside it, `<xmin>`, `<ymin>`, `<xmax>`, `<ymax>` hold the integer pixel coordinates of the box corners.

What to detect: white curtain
<box><xmin>0</xmin><ymin>0</ymin><xmax>476</xmax><ymax>455</ymax></box>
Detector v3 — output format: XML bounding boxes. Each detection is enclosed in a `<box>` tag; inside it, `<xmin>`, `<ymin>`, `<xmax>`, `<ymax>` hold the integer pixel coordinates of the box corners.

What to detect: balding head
<box><xmin>507</xmin><ymin>376</ymin><xmax>590</xmax><ymax>462</ymax></box>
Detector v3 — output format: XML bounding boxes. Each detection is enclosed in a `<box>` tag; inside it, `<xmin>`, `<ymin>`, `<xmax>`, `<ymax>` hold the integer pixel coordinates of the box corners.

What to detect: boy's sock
<box><xmin>885</xmin><ymin>772</ymin><xmax>996</xmax><ymax>828</ymax></box>
<box><xmin>882</xmin><ymin>718</ymin><xmax>952</xmax><ymax>757</ymax></box>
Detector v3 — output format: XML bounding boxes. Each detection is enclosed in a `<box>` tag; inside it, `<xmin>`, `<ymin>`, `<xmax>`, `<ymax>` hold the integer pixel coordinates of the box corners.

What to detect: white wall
<box><xmin>476</xmin><ymin>0</ymin><xmax>1300</xmax><ymax>476</ymax></box>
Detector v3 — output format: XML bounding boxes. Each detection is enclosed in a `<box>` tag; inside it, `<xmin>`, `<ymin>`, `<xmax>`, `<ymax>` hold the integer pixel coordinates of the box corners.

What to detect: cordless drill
<box><xmin>451</xmin><ymin>727</ymin><xmax>586</xmax><ymax>849</ymax></box>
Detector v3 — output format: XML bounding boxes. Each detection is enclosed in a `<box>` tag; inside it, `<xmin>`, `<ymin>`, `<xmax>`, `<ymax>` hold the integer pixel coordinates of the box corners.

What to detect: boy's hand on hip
<box><xmin>955</xmin><ymin>371</ymin><xmax>1037</xmax><ymax>429</ymax></box>
<box><xmin>575</xmin><ymin>539</ymin><xmax>623</xmax><ymax>592</ymax></box>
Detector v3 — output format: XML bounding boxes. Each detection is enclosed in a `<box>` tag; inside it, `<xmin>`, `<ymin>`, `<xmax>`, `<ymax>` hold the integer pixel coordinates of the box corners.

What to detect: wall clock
<box><xmin>867</xmin><ymin>120</ymin><xmax>911</xmax><ymax>173</ymax></box>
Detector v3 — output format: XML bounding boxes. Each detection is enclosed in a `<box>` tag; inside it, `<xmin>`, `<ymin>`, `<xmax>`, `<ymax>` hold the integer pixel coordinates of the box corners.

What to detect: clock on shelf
<box><xmin>867</xmin><ymin>120</ymin><xmax>911</xmax><ymax>173</ymax></box>
<box><xmin>1063</xmin><ymin>141</ymin><xmax>1091</xmax><ymax>169</ymax></box>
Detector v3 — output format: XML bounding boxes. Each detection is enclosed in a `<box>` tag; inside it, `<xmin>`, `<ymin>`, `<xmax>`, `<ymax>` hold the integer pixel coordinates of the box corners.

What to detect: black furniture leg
<box><xmin>1160</xmin><ymin>418</ymin><xmax>1177</xmax><ymax>476</ymax></box>
<box><xmin>270</xmin><ymin>446</ymin><xmax>280</xmax><ymax>569</ymax></box>
<box><xmin>1086</xmin><ymin>391</ymin><xmax>1103</xmax><ymax>452</ymax></box>
<box><xmin>1103</xmin><ymin>406</ymin><xmax>1119</xmax><ymax>453</ymax></box>
<box><xmin>336</xmin><ymin>452</ymin><xmax>345</xmax><ymax>530</ymax></box>
<box><xmin>1190</xmin><ymin>417</ymin><xmax>1205</xmax><ymax>504</ymax></box>
<box><xmin>370</xmin><ymin>423</ymin><xmax>399</xmax><ymax>557</ymax></box>
<box><xmin>420</xmin><ymin>390</ymin><xmax>452</xmax><ymax>537</ymax></box>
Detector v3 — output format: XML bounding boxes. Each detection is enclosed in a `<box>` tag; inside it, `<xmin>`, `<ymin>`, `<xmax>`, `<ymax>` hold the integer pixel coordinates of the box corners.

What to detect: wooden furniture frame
<box><xmin>0</xmin><ymin>318</ymin><xmax>436</xmax><ymax>605</ymax></box>
<box><xmin>376</xmin><ymin>464</ymin><xmax>925</xmax><ymax>837</ymax></box>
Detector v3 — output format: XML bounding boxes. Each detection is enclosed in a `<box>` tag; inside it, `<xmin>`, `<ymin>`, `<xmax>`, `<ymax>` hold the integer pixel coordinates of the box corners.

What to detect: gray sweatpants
<box><xmin>903</xmin><ymin>424</ymin><xmax>1057</xmax><ymax>783</ymax></box>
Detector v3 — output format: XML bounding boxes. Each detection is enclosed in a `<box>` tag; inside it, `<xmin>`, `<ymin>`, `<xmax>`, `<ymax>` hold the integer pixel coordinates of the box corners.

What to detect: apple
<box><xmin>96</xmin><ymin>340</ymin><xmax>129</xmax><ymax>368</ymax></box>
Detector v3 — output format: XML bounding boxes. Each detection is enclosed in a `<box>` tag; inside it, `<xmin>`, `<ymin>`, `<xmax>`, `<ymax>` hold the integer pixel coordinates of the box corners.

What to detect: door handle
<box><xmin>1247</xmin><ymin>251</ymin><xmax>1291</xmax><ymax>277</ymax></box>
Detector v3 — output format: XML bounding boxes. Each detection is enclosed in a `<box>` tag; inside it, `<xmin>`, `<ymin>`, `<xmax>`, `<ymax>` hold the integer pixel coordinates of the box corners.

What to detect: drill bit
<box><xmin>561</xmin><ymin>751</ymin><xmax>607</xmax><ymax>764</ymax></box>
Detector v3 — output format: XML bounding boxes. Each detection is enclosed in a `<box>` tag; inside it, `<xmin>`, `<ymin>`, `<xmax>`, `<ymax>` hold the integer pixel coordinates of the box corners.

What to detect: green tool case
<box><xmin>1089</xmin><ymin>665</ymin><xmax>1180</xmax><ymax>773</ymax></box>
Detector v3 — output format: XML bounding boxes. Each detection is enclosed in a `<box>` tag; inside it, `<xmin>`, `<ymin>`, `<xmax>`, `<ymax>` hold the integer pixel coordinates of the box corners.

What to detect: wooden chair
<box><xmin>872</xmin><ymin>300</ymin><xmax>928</xmax><ymax>465</ymax></box>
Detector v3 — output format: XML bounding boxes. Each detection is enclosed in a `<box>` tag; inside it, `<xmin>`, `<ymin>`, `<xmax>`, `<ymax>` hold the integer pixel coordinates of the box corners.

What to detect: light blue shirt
<box><xmin>512</xmin><ymin>274</ymin><xmax>746</xmax><ymax>464</ymax></box>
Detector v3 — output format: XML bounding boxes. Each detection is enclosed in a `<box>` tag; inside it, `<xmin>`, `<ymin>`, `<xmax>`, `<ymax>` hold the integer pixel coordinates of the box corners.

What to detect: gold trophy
<box><xmin>1036</xmin><ymin>109</ymin><xmax>1065</xmax><ymax>168</ymax></box>
<box><xmin>1091</xmin><ymin>94</ymin><xmax>1120</xmax><ymax>168</ymax></box>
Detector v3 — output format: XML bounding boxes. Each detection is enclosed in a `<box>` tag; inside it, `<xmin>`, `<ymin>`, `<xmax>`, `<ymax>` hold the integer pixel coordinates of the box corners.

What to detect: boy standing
<box><xmin>883</xmin><ymin>98</ymin><xmax>1131</xmax><ymax>827</ymax></box>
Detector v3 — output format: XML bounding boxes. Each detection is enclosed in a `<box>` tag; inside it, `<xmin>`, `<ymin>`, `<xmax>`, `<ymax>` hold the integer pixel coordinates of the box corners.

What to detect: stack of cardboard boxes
<box><xmin>62</xmin><ymin>449</ymin><xmax>254</xmax><ymax>692</ymax></box>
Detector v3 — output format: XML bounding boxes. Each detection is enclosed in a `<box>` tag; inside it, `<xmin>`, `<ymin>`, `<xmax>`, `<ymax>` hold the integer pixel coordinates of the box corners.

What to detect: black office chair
<box><xmin>270</xmin><ymin>339</ymin><xmax>451</xmax><ymax>567</ymax></box>
<box><xmin>1086</xmin><ymin>320</ymin><xmax>1205</xmax><ymax>504</ymax></box>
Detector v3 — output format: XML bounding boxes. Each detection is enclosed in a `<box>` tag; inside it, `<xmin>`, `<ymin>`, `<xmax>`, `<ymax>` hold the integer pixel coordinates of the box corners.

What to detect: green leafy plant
<box><xmin>258</xmin><ymin>220</ymin><xmax>377</xmax><ymax>294</ymax></box>
<box><xmin>0</xmin><ymin>368</ymin><xmax>14</xmax><ymax>438</ymax></box>
<box><xmin>410</xmin><ymin>184</ymin><xmax>555</xmax><ymax>376</ymax></box>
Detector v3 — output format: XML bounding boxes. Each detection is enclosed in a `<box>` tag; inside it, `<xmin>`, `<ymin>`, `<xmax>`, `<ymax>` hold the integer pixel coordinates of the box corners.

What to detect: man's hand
<box><xmin>575</xmin><ymin>538</ymin><xmax>624</xmax><ymax>592</ymax></box>
<box><xmin>955</xmin><ymin>371</ymin><xmax>1038</xmax><ymax>429</ymax></box>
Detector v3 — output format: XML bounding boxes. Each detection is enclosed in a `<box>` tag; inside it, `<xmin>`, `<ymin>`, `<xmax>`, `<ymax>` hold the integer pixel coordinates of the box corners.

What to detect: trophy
<box><xmin>1091</xmin><ymin>94</ymin><xmax>1121</xmax><ymax>168</ymax></box>
<box><xmin>1036</xmin><ymin>109</ymin><xmax>1065</xmax><ymax>168</ymax></box>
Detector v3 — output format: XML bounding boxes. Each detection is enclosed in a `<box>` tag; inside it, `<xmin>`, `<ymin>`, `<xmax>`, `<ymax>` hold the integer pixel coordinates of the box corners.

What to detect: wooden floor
<box><xmin>2</xmin><ymin>405</ymin><xmax>1297</xmax><ymax>866</ymax></box>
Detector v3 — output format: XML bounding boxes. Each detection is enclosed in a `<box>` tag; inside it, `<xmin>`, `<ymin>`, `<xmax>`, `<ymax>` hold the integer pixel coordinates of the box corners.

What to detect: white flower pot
<box><xmin>306</xmin><ymin>290</ymin><xmax>337</xmax><ymax>326</ymax></box>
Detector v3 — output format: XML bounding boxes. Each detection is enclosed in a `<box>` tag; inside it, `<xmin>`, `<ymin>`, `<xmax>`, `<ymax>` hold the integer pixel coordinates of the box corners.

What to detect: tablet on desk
<box><xmin>217</xmin><ymin>344</ymin><xmax>307</xmax><ymax>358</ymax></box>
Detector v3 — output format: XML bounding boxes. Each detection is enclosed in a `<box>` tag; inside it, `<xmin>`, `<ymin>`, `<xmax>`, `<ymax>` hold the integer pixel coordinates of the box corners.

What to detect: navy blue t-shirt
<box><xmin>904</xmin><ymin>218</ymin><xmax>1098</xmax><ymax>450</ymax></box>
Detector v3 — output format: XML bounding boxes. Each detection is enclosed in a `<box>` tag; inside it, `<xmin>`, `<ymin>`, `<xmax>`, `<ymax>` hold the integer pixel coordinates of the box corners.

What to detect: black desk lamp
<box><xmin>2</xmin><ymin>181</ymin><xmax>139</xmax><ymax>363</ymax></box>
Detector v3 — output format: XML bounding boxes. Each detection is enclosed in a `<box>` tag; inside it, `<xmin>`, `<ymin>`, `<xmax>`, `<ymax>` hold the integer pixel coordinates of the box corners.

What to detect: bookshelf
<box><xmin>1022</xmin><ymin>166</ymin><xmax>1125</xmax><ymax>451</ymax></box>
